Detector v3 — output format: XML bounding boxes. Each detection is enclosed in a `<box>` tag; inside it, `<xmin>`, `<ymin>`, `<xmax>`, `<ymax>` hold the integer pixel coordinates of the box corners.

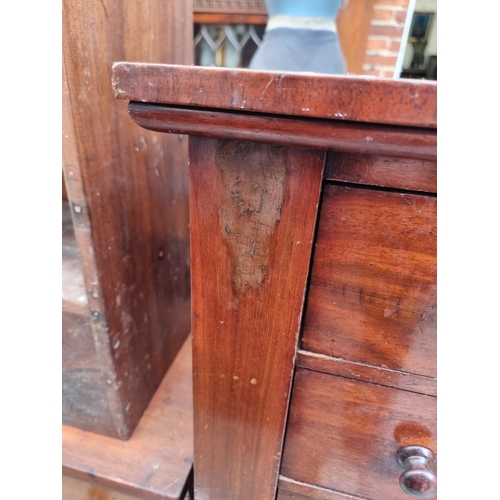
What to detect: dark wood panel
<box><xmin>128</xmin><ymin>103</ymin><xmax>436</xmax><ymax>161</ymax></box>
<box><xmin>112</xmin><ymin>63</ymin><xmax>437</xmax><ymax>128</ymax></box>
<box><xmin>62</xmin><ymin>338</ymin><xmax>194</xmax><ymax>500</ymax></box>
<box><xmin>296</xmin><ymin>350</ymin><xmax>436</xmax><ymax>397</ymax></box>
<box><xmin>189</xmin><ymin>137</ymin><xmax>325</xmax><ymax>500</ymax></box>
<box><xmin>325</xmin><ymin>152</ymin><xmax>437</xmax><ymax>193</ymax></box>
<box><xmin>62</xmin><ymin>0</ymin><xmax>193</xmax><ymax>437</ymax></box>
<box><xmin>302</xmin><ymin>185</ymin><xmax>436</xmax><ymax>378</ymax></box>
<box><xmin>278</xmin><ymin>476</ymin><xmax>368</xmax><ymax>500</ymax></box>
<box><xmin>281</xmin><ymin>369</ymin><xmax>437</xmax><ymax>500</ymax></box>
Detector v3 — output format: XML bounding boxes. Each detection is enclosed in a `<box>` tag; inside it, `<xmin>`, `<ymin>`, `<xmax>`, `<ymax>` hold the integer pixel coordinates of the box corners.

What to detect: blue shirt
<box><xmin>265</xmin><ymin>0</ymin><xmax>342</xmax><ymax>19</ymax></box>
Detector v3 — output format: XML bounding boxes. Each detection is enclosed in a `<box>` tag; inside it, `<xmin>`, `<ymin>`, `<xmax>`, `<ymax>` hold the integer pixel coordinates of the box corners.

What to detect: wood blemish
<box><xmin>216</xmin><ymin>141</ymin><xmax>286</xmax><ymax>295</ymax></box>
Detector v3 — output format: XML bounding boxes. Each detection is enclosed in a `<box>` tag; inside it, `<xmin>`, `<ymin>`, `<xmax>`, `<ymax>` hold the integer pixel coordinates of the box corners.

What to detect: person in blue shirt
<box><xmin>249</xmin><ymin>0</ymin><xmax>347</xmax><ymax>74</ymax></box>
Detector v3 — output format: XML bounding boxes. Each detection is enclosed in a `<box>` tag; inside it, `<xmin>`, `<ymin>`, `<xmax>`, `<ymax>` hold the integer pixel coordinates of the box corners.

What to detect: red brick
<box><xmin>366</xmin><ymin>38</ymin><xmax>389</xmax><ymax>51</ymax></box>
<box><xmin>389</xmin><ymin>39</ymin><xmax>401</xmax><ymax>52</ymax></box>
<box><xmin>364</xmin><ymin>54</ymin><xmax>398</xmax><ymax>66</ymax></box>
<box><xmin>395</xmin><ymin>9</ymin><xmax>408</xmax><ymax>23</ymax></box>
<box><xmin>369</xmin><ymin>24</ymin><xmax>405</xmax><ymax>37</ymax></box>
<box><xmin>381</xmin><ymin>70</ymin><xmax>396</xmax><ymax>78</ymax></box>
<box><xmin>373</xmin><ymin>0</ymin><xmax>409</xmax><ymax>6</ymax></box>
<box><xmin>362</xmin><ymin>68</ymin><xmax>384</xmax><ymax>77</ymax></box>
<box><xmin>373</xmin><ymin>7</ymin><xmax>394</xmax><ymax>21</ymax></box>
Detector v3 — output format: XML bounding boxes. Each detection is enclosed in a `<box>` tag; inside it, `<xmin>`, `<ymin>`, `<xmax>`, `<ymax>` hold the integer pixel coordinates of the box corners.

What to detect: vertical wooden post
<box><xmin>62</xmin><ymin>0</ymin><xmax>193</xmax><ymax>437</ymax></box>
<box><xmin>189</xmin><ymin>137</ymin><xmax>325</xmax><ymax>500</ymax></box>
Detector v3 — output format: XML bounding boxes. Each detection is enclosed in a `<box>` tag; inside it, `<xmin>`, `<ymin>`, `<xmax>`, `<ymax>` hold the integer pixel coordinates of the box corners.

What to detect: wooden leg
<box><xmin>189</xmin><ymin>137</ymin><xmax>325</xmax><ymax>500</ymax></box>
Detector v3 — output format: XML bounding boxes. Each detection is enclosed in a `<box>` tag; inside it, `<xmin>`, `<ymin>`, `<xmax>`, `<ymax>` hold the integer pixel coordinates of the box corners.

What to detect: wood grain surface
<box><xmin>325</xmin><ymin>152</ymin><xmax>437</xmax><ymax>192</ymax></box>
<box><xmin>112</xmin><ymin>63</ymin><xmax>437</xmax><ymax>128</ymax></box>
<box><xmin>278</xmin><ymin>477</ymin><xmax>368</xmax><ymax>500</ymax></box>
<box><xmin>62</xmin><ymin>338</ymin><xmax>194</xmax><ymax>500</ymax></box>
<box><xmin>296</xmin><ymin>350</ymin><xmax>436</xmax><ymax>397</ymax></box>
<box><xmin>280</xmin><ymin>369</ymin><xmax>437</xmax><ymax>500</ymax></box>
<box><xmin>302</xmin><ymin>185</ymin><xmax>437</xmax><ymax>378</ymax></box>
<box><xmin>128</xmin><ymin>103</ymin><xmax>436</xmax><ymax>160</ymax></box>
<box><xmin>62</xmin><ymin>0</ymin><xmax>193</xmax><ymax>437</ymax></box>
<box><xmin>189</xmin><ymin>137</ymin><xmax>325</xmax><ymax>500</ymax></box>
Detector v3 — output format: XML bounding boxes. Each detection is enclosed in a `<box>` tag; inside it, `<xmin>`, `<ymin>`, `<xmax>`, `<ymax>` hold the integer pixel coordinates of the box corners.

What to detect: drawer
<box><xmin>302</xmin><ymin>185</ymin><xmax>436</xmax><ymax>378</ymax></box>
<box><xmin>277</xmin><ymin>477</ymin><xmax>358</xmax><ymax>499</ymax></box>
<box><xmin>281</xmin><ymin>368</ymin><xmax>437</xmax><ymax>500</ymax></box>
<box><xmin>324</xmin><ymin>152</ymin><xmax>437</xmax><ymax>194</ymax></box>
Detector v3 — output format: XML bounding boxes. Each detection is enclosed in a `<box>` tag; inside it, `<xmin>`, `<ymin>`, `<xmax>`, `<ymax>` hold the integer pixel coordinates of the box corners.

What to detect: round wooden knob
<box><xmin>396</xmin><ymin>446</ymin><xmax>437</xmax><ymax>499</ymax></box>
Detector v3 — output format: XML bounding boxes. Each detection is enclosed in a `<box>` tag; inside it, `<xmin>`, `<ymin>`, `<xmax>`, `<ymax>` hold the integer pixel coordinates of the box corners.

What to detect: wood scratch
<box><xmin>260</xmin><ymin>76</ymin><xmax>274</xmax><ymax>99</ymax></box>
<box><xmin>277</xmin><ymin>73</ymin><xmax>285</xmax><ymax>92</ymax></box>
<box><xmin>400</xmin><ymin>193</ymin><xmax>419</xmax><ymax>212</ymax></box>
<box><xmin>162</xmin><ymin>476</ymin><xmax>180</xmax><ymax>491</ymax></box>
<box><xmin>99</xmin><ymin>0</ymin><xmax>109</xmax><ymax>21</ymax></box>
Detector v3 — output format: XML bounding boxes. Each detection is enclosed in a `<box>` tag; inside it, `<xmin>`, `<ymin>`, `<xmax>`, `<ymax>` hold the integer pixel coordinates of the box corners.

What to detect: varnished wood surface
<box><xmin>278</xmin><ymin>477</ymin><xmax>367</xmax><ymax>500</ymax></box>
<box><xmin>297</xmin><ymin>351</ymin><xmax>436</xmax><ymax>397</ymax></box>
<box><xmin>62</xmin><ymin>338</ymin><xmax>194</xmax><ymax>500</ymax></box>
<box><xmin>281</xmin><ymin>369</ymin><xmax>437</xmax><ymax>500</ymax></box>
<box><xmin>112</xmin><ymin>63</ymin><xmax>437</xmax><ymax>128</ymax></box>
<box><xmin>189</xmin><ymin>137</ymin><xmax>325</xmax><ymax>500</ymax></box>
<box><xmin>62</xmin><ymin>0</ymin><xmax>193</xmax><ymax>437</ymax></box>
<box><xmin>325</xmin><ymin>152</ymin><xmax>437</xmax><ymax>193</ymax></box>
<box><xmin>63</xmin><ymin>475</ymin><xmax>141</xmax><ymax>500</ymax></box>
<box><xmin>128</xmin><ymin>103</ymin><xmax>436</xmax><ymax>161</ymax></box>
<box><xmin>302</xmin><ymin>185</ymin><xmax>437</xmax><ymax>378</ymax></box>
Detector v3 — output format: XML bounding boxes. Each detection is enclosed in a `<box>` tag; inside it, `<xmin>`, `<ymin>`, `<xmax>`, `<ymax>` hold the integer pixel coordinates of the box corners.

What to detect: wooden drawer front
<box><xmin>302</xmin><ymin>185</ymin><xmax>436</xmax><ymax>378</ymax></box>
<box><xmin>277</xmin><ymin>476</ymin><xmax>363</xmax><ymax>499</ymax></box>
<box><xmin>281</xmin><ymin>368</ymin><xmax>436</xmax><ymax>500</ymax></box>
<box><xmin>324</xmin><ymin>153</ymin><xmax>437</xmax><ymax>194</ymax></box>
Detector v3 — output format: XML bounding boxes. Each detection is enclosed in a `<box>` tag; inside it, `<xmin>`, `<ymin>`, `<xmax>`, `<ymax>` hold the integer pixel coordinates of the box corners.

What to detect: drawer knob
<box><xmin>396</xmin><ymin>445</ymin><xmax>437</xmax><ymax>499</ymax></box>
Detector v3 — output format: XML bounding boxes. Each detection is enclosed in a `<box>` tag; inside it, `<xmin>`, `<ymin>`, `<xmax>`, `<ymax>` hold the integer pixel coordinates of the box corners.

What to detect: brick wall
<box><xmin>363</xmin><ymin>0</ymin><xmax>410</xmax><ymax>78</ymax></box>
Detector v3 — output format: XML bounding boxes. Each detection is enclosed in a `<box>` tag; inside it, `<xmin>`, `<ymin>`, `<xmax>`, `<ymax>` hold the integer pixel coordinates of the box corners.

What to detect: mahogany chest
<box><xmin>112</xmin><ymin>63</ymin><xmax>437</xmax><ymax>500</ymax></box>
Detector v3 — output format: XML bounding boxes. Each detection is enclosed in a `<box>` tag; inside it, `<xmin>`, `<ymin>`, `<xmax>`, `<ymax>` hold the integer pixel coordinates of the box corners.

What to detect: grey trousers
<box><xmin>249</xmin><ymin>27</ymin><xmax>347</xmax><ymax>75</ymax></box>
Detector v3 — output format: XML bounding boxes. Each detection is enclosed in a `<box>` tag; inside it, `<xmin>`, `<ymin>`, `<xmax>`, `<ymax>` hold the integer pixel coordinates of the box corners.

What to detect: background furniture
<box><xmin>62</xmin><ymin>0</ymin><xmax>193</xmax><ymax>440</ymax></box>
<box><xmin>62</xmin><ymin>337</ymin><xmax>194</xmax><ymax>500</ymax></box>
<box><xmin>113</xmin><ymin>63</ymin><xmax>437</xmax><ymax>500</ymax></box>
<box><xmin>62</xmin><ymin>0</ymin><xmax>195</xmax><ymax>498</ymax></box>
